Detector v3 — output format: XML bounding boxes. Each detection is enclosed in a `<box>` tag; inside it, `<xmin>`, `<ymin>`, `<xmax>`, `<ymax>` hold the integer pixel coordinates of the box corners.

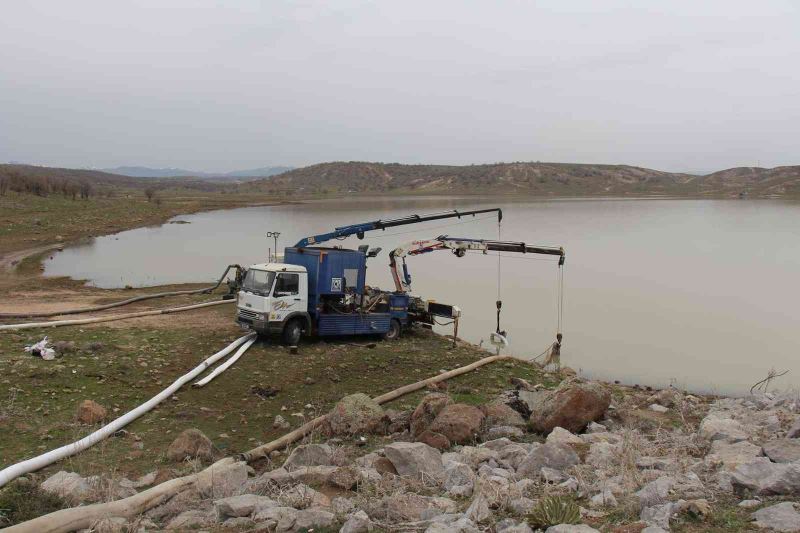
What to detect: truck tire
<box><xmin>282</xmin><ymin>319</ymin><xmax>303</xmax><ymax>346</ymax></box>
<box><xmin>384</xmin><ymin>319</ymin><xmax>401</xmax><ymax>341</ymax></box>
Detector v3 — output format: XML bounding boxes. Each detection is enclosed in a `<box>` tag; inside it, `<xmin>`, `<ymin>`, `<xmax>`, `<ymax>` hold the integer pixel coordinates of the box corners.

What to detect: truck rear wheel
<box><xmin>384</xmin><ymin>319</ymin><xmax>401</xmax><ymax>341</ymax></box>
<box><xmin>282</xmin><ymin>319</ymin><xmax>303</xmax><ymax>346</ymax></box>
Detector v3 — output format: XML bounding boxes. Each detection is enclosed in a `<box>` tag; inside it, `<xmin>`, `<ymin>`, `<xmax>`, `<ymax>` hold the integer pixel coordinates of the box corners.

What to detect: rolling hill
<box><xmin>103</xmin><ymin>165</ymin><xmax>294</xmax><ymax>180</ymax></box>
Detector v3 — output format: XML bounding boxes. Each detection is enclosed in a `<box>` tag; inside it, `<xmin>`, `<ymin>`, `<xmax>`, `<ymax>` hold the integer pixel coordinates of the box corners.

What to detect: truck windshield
<box><xmin>242</xmin><ymin>269</ymin><xmax>275</xmax><ymax>296</ymax></box>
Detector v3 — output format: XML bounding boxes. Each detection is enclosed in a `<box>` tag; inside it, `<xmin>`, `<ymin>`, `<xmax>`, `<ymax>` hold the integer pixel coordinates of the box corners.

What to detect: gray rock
<box><xmin>787</xmin><ymin>418</ymin><xmax>800</xmax><ymax>438</ymax></box>
<box><xmin>331</xmin><ymin>496</ymin><xmax>356</xmax><ymax>516</ymax></box>
<box><xmin>546</xmin><ymin>427</ymin><xmax>584</xmax><ymax>446</ymax></box>
<box><xmin>165</xmin><ymin>509</ymin><xmax>215</xmax><ymax>530</ymax></box>
<box><xmin>221</xmin><ymin>516</ymin><xmax>255</xmax><ymax>528</ymax></box>
<box><xmin>214</xmin><ymin>494</ymin><xmax>277</xmax><ymax>519</ymax></box>
<box><xmin>641</xmin><ymin>527</ymin><xmax>668</xmax><ymax>533</ymax></box>
<box><xmin>465</xmin><ymin>492</ymin><xmax>491</xmax><ymax>523</ymax></box>
<box><xmin>590</xmin><ymin>489</ymin><xmax>618</xmax><ymax>508</ymax></box>
<box><xmin>384</xmin><ymin>493</ymin><xmax>457</xmax><ymax>521</ymax></box>
<box><xmin>636</xmin><ymin>476</ymin><xmax>675</xmax><ymax>508</ymax></box>
<box><xmin>649</xmin><ymin>404</ymin><xmax>669</xmax><ymax>413</ymax></box>
<box><xmin>294</xmin><ymin>508</ymin><xmax>336</xmax><ymax>530</ymax></box>
<box><xmin>517</xmin><ymin>442</ymin><xmax>580</xmax><ymax>477</ymax></box>
<box><xmin>730</xmin><ymin>460</ymin><xmax>800</xmax><ymax>495</ymax></box>
<box><xmin>328</xmin><ymin>393</ymin><xmax>384</xmax><ymax>435</ymax></box>
<box><xmin>498</xmin><ymin>443</ymin><xmax>531</xmax><ymax>471</ymax></box>
<box><xmin>340</xmin><ymin>510</ymin><xmax>373</xmax><ymax>533</ymax></box>
<box><xmin>251</xmin><ymin>506</ymin><xmax>300</xmax><ymax>531</ymax></box>
<box><xmin>281</xmin><ymin>483</ymin><xmax>331</xmax><ymax>508</ymax></box>
<box><xmin>739</xmin><ymin>499</ymin><xmax>762</xmax><ymax>508</ymax></box>
<box><xmin>283</xmin><ymin>443</ymin><xmax>333</xmax><ymax>470</ymax></box>
<box><xmin>196</xmin><ymin>461</ymin><xmax>251</xmax><ymax>499</ymax></box>
<box><xmin>40</xmin><ymin>471</ymin><xmax>92</xmax><ymax>503</ymax></box>
<box><xmin>508</xmin><ymin>497</ymin><xmax>536</xmax><ymax>515</ymax></box>
<box><xmin>640</xmin><ymin>501</ymin><xmax>683</xmax><ymax>530</ymax></box>
<box><xmin>444</xmin><ymin>462</ymin><xmax>475</xmax><ymax>496</ymax></box>
<box><xmin>705</xmin><ymin>440</ymin><xmax>763</xmax><ymax>471</ymax></box>
<box><xmin>764</xmin><ymin>439</ymin><xmax>800</xmax><ymax>463</ymax></box>
<box><xmin>384</xmin><ymin>441</ymin><xmax>445</xmax><ymax>480</ymax></box>
<box><xmin>497</xmin><ymin>519</ymin><xmax>535</xmax><ymax>532</ymax></box>
<box><xmin>752</xmin><ymin>502</ymin><xmax>800</xmax><ymax>532</ymax></box>
<box><xmin>541</xmin><ymin>467</ymin><xmax>568</xmax><ymax>484</ymax></box>
<box><xmin>425</xmin><ymin>517</ymin><xmax>480</xmax><ymax>533</ymax></box>
<box><xmin>636</xmin><ymin>457</ymin><xmax>676</xmax><ymax>471</ymax></box>
<box><xmin>546</xmin><ymin>525</ymin><xmax>601</xmax><ymax>533</ymax></box>
<box><xmin>487</xmin><ymin>425</ymin><xmax>525</xmax><ymax>439</ymax></box>
<box><xmin>585</xmin><ymin>441</ymin><xmax>619</xmax><ymax>468</ymax></box>
<box><xmin>699</xmin><ymin>415</ymin><xmax>747</xmax><ymax>442</ymax></box>
<box><xmin>586</xmin><ymin>422</ymin><xmax>606</xmax><ymax>433</ymax></box>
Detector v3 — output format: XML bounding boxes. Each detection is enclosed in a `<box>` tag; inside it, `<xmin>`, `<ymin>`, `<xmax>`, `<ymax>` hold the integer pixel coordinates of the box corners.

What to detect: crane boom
<box><xmin>389</xmin><ymin>235</ymin><xmax>565</xmax><ymax>293</ymax></box>
<box><xmin>293</xmin><ymin>208</ymin><xmax>502</xmax><ymax>248</ymax></box>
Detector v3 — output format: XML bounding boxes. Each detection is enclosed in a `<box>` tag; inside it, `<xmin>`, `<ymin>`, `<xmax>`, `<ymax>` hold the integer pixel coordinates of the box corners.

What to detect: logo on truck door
<box><xmin>272</xmin><ymin>300</ymin><xmax>295</xmax><ymax>311</ymax></box>
<box><xmin>331</xmin><ymin>278</ymin><xmax>343</xmax><ymax>292</ymax></box>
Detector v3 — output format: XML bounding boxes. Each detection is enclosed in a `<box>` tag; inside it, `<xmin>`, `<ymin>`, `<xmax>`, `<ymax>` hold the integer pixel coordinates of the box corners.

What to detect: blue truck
<box><xmin>235</xmin><ymin>208</ymin><xmax>502</xmax><ymax>344</ymax></box>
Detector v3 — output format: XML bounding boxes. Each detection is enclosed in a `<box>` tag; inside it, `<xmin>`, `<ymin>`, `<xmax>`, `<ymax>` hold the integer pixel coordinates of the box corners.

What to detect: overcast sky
<box><xmin>1</xmin><ymin>1</ymin><xmax>798</xmax><ymax>173</ymax></box>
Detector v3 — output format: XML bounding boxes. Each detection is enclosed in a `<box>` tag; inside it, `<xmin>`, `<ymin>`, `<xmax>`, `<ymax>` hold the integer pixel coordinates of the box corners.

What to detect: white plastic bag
<box><xmin>24</xmin><ymin>336</ymin><xmax>56</xmax><ymax>360</ymax></box>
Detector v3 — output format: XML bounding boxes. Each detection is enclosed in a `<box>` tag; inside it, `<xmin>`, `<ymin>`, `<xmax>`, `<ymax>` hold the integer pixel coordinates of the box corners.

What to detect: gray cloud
<box><xmin>1</xmin><ymin>0</ymin><xmax>798</xmax><ymax>173</ymax></box>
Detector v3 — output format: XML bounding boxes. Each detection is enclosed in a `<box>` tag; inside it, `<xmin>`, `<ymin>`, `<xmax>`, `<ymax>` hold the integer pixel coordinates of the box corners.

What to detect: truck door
<box><xmin>270</xmin><ymin>272</ymin><xmax>303</xmax><ymax>323</ymax></box>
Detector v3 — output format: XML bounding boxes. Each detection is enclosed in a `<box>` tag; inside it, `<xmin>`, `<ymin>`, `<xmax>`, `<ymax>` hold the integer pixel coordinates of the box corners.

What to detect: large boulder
<box><xmin>76</xmin><ymin>399</ymin><xmax>107</xmax><ymax>424</ymax></box>
<box><xmin>482</xmin><ymin>403</ymin><xmax>526</xmax><ymax>428</ymax></box>
<box><xmin>341</xmin><ymin>510</ymin><xmax>374</xmax><ymax>533</ymax></box>
<box><xmin>40</xmin><ymin>471</ymin><xmax>92</xmax><ymax>503</ymax></box>
<box><xmin>411</xmin><ymin>393</ymin><xmax>452</xmax><ymax>438</ymax></box>
<box><xmin>214</xmin><ymin>494</ymin><xmax>278</xmax><ymax>519</ymax></box>
<box><xmin>528</xmin><ymin>380</ymin><xmax>610</xmax><ymax>434</ymax></box>
<box><xmin>429</xmin><ymin>404</ymin><xmax>485</xmax><ymax>445</ymax></box>
<box><xmin>705</xmin><ymin>440</ymin><xmax>763</xmax><ymax>471</ymax></box>
<box><xmin>698</xmin><ymin>415</ymin><xmax>747</xmax><ymax>443</ymax></box>
<box><xmin>384</xmin><ymin>442</ymin><xmax>445</xmax><ymax>480</ymax></box>
<box><xmin>730</xmin><ymin>460</ymin><xmax>800</xmax><ymax>496</ymax></box>
<box><xmin>167</xmin><ymin>428</ymin><xmax>213</xmax><ymax>462</ymax></box>
<box><xmin>196</xmin><ymin>461</ymin><xmax>251</xmax><ymax>499</ymax></box>
<box><xmin>283</xmin><ymin>443</ymin><xmax>333</xmax><ymax>471</ymax></box>
<box><xmin>517</xmin><ymin>442</ymin><xmax>580</xmax><ymax>477</ymax></box>
<box><xmin>752</xmin><ymin>502</ymin><xmax>800</xmax><ymax>532</ymax></box>
<box><xmin>763</xmin><ymin>439</ymin><xmax>800</xmax><ymax>464</ymax></box>
<box><xmin>327</xmin><ymin>393</ymin><xmax>384</xmax><ymax>436</ymax></box>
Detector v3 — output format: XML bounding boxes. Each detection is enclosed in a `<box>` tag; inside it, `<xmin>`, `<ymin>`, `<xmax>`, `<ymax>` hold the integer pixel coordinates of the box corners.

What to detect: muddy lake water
<box><xmin>44</xmin><ymin>196</ymin><xmax>800</xmax><ymax>395</ymax></box>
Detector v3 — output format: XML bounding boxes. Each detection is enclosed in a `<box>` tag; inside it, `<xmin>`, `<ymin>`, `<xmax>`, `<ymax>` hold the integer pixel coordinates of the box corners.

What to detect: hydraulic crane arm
<box><xmin>389</xmin><ymin>235</ymin><xmax>565</xmax><ymax>293</ymax></box>
<box><xmin>293</xmin><ymin>208</ymin><xmax>502</xmax><ymax>248</ymax></box>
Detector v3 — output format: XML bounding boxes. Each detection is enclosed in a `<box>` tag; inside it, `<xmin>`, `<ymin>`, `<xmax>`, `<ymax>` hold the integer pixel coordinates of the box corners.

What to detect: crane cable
<box><xmin>495</xmin><ymin>218</ymin><xmax>504</xmax><ymax>336</ymax></box>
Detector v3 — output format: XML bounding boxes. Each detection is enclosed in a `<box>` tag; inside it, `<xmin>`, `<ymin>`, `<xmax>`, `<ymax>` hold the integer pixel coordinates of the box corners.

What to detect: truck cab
<box><xmin>236</xmin><ymin>262</ymin><xmax>311</xmax><ymax>344</ymax></box>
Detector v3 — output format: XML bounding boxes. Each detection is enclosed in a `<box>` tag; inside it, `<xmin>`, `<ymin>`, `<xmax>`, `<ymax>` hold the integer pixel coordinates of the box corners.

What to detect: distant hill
<box><xmin>103</xmin><ymin>165</ymin><xmax>293</xmax><ymax>180</ymax></box>
<box><xmin>251</xmin><ymin>161</ymin><xmax>800</xmax><ymax>197</ymax></box>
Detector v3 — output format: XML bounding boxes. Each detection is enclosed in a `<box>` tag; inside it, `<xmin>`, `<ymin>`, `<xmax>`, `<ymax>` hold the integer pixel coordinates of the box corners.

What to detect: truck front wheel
<box><xmin>282</xmin><ymin>319</ymin><xmax>303</xmax><ymax>346</ymax></box>
<box><xmin>384</xmin><ymin>319</ymin><xmax>401</xmax><ymax>341</ymax></box>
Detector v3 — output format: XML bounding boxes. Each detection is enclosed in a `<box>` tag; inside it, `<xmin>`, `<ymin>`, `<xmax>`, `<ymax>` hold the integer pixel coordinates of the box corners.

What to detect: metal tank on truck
<box><xmin>235</xmin><ymin>208</ymin><xmax>502</xmax><ymax>344</ymax></box>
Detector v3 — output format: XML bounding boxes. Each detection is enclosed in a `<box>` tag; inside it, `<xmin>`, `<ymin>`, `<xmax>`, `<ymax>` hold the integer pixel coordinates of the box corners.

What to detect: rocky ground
<box><xmin>7</xmin><ymin>370</ymin><xmax>800</xmax><ymax>532</ymax></box>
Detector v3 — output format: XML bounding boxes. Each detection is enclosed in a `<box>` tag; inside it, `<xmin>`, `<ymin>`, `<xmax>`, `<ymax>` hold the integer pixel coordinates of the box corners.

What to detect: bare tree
<box><xmin>144</xmin><ymin>187</ymin><xmax>156</xmax><ymax>202</ymax></box>
<box><xmin>79</xmin><ymin>181</ymin><xmax>92</xmax><ymax>199</ymax></box>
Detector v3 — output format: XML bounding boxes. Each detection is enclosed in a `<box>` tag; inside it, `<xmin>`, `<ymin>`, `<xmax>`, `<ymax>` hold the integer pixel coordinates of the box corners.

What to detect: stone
<box><xmin>329</xmin><ymin>466</ymin><xmax>361</xmax><ymax>490</ymax></box>
<box><xmin>465</xmin><ymin>491</ymin><xmax>491</xmax><ymax>522</ymax></box>
<box><xmin>411</xmin><ymin>393</ymin><xmax>452</xmax><ymax>437</ymax></box>
<box><xmin>482</xmin><ymin>402</ymin><xmax>527</xmax><ymax>428</ymax></box>
<box><xmin>373</xmin><ymin>456</ymin><xmax>398</xmax><ymax>475</ymax></box>
<box><xmin>385</xmin><ymin>409</ymin><xmax>412</xmax><ymax>433</ymax></box>
<box><xmin>327</xmin><ymin>393</ymin><xmax>384</xmax><ymax>435</ymax></box>
<box><xmin>247</xmin><ymin>467</ymin><xmax>292</xmax><ymax>491</ymax></box>
<box><xmin>649</xmin><ymin>388</ymin><xmax>680</xmax><ymax>408</ymax></box>
<box><xmin>752</xmin><ymin>502</ymin><xmax>800</xmax><ymax>532</ymax></box>
<box><xmin>698</xmin><ymin>415</ymin><xmax>748</xmax><ymax>443</ymax></box>
<box><xmin>590</xmin><ymin>489</ymin><xmax>618</xmax><ymax>508</ymax></box>
<box><xmin>430</xmin><ymin>403</ymin><xmax>486</xmax><ymax>445</ymax></box>
<box><xmin>294</xmin><ymin>508</ymin><xmax>336</xmax><ymax>530</ymax></box>
<box><xmin>384</xmin><ymin>493</ymin><xmax>457</xmax><ymax>521</ymax></box>
<box><xmin>289</xmin><ymin>465</ymin><xmax>338</xmax><ymax>485</ymax></box>
<box><xmin>640</xmin><ymin>501</ymin><xmax>683</xmax><ymax>530</ymax></box>
<box><xmin>283</xmin><ymin>443</ymin><xmax>333</xmax><ymax>470</ymax></box>
<box><xmin>75</xmin><ymin>399</ymin><xmax>107</xmax><ymax>424</ymax></box>
<box><xmin>636</xmin><ymin>476</ymin><xmax>675</xmax><ymax>508</ymax></box>
<box><xmin>384</xmin><ymin>441</ymin><xmax>445</xmax><ymax>480</ymax></box>
<box><xmin>546</xmin><ymin>427</ymin><xmax>584</xmax><ymax>446</ymax></box>
<box><xmin>487</xmin><ymin>426</ymin><xmax>525</xmax><ymax>439</ymax></box>
<box><xmin>282</xmin><ymin>484</ymin><xmax>331</xmax><ymax>508</ymax></box>
<box><xmin>341</xmin><ymin>509</ymin><xmax>373</xmax><ymax>533</ymax></box>
<box><xmin>636</xmin><ymin>457</ymin><xmax>675</xmax><ymax>471</ymax></box>
<box><xmin>585</xmin><ymin>441</ymin><xmax>619</xmax><ymax>468</ymax></box>
<box><xmin>167</xmin><ymin>428</ymin><xmax>213</xmax><ymax>462</ymax></box>
<box><xmin>196</xmin><ymin>461</ymin><xmax>251</xmax><ymax>499</ymax></box>
<box><xmin>444</xmin><ymin>462</ymin><xmax>476</xmax><ymax>494</ymax></box>
<box><xmin>545</xmin><ymin>526</ymin><xmax>601</xmax><ymax>533</ymax></box>
<box><xmin>517</xmin><ymin>442</ymin><xmax>580</xmax><ymax>477</ymax></box>
<box><xmin>739</xmin><ymin>499</ymin><xmax>762</xmax><ymax>508</ymax></box>
<box><xmin>165</xmin><ymin>509</ymin><xmax>215</xmax><ymax>530</ymax></box>
<box><xmin>529</xmin><ymin>380</ymin><xmax>611</xmax><ymax>434</ymax></box>
<box><xmin>541</xmin><ymin>467</ymin><xmax>568</xmax><ymax>484</ymax></box>
<box><xmin>273</xmin><ymin>415</ymin><xmax>291</xmax><ymax>430</ymax></box>
<box><xmin>251</xmin><ymin>506</ymin><xmax>300</xmax><ymax>531</ymax></box>
<box><xmin>222</xmin><ymin>516</ymin><xmax>255</xmax><ymax>528</ymax></box>
<box><xmin>425</xmin><ymin>517</ymin><xmax>481</xmax><ymax>533</ymax></box>
<box><xmin>705</xmin><ymin>440</ymin><xmax>763</xmax><ymax>471</ymax></box>
<box><xmin>787</xmin><ymin>418</ymin><xmax>800</xmax><ymax>439</ymax></box>
<box><xmin>641</xmin><ymin>527</ymin><xmax>668</xmax><ymax>533</ymax></box>
<box><xmin>92</xmin><ymin>517</ymin><xmax>128</xmax><ymax>533</ymax></box>
<box><xmin>214</xmin><ymin>494</ymin><xmax>277</xmax><ymax>519</ymax></box>
<box><xmin>731</xmin><ymin>460</ymin><xmax>800</xmax><ymax>495</ymax></box>
<box><xmin>498</xmin><ymin>443</ymin><xmax>531</xmax><ymax>471</ymax></box>
<box><xmin>649</xmin><ymin>404</ymin><xmax>669</xmax><ymax>413</ymax></box>
<box><xmin>508</xmin><ymin>497</ymin><xmax>536</xmax><ymax>515</ymax></box>
<box><xmin>764</xmin><ymin>439</ymin><xmax>800</xmax><ymax>463</ymax></box>
<box><xmin>684</xmin><ymin>499</ymin><xmax>712</xmax><ymax>520</ymax></box>
<box><xmin>586</xmin><ymin>422</ymin><xmax>606</xmax><ymax>433</ymax></box>
<box><xmin>418</xmin><ymin>430</ymin><xmax>452</xmax><ymax>450</ymax></box>
<box><xmin>40</xmin><ymin>471</ymin><xmax>91</xmax><ymax>503</ymax></box>
<box><xmin>498</xmin><ymin>520</ymin><xmax>535</xmax><ymax>533</ymax></box>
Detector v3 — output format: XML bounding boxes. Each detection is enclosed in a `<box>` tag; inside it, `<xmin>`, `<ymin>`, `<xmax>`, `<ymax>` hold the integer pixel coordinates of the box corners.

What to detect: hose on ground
<box><xmin>0</xmin><ymin>300</ymin><xmax>233</xmax><ymax>332</ymax></box>
<box><xmin>0</xmin><ymin>333</ymin><xmax>256</xmax><ymax>489</ymax></box>
<box><xmin>0</xmin><ymin>264</ymin><xmax>243</xmax><ymax>319</ymax></box>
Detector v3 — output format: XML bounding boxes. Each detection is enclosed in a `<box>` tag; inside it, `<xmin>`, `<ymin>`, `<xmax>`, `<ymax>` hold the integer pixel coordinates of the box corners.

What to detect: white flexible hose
<box><xmin>0</xmin><ymin>332</ymin><xmax>256</xmax><ymax>488</ymax></box>
<box><xmin>0</xmin><ymin>300</ymin><xmax>233</xmax><ymax>332</ymax></box>
<box><xmin>192</xmin><ymin>337</ymin><xmax>256</xmax><ymax>387</ymax></box>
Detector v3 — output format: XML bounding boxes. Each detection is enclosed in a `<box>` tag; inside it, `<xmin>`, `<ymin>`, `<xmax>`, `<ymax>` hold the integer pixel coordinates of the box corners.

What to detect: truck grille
<box><xmin>238</xmin><ymin>308</ymin><xmax>260</xmax><ymax>321</ymax></box>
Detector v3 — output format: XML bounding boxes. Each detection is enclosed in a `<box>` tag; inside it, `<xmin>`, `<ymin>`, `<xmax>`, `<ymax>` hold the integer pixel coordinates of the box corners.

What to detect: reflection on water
<box><xmin>44</xmin><ymin>197</ymin><xmax>800</xmax><ymax>395</ymax></box>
